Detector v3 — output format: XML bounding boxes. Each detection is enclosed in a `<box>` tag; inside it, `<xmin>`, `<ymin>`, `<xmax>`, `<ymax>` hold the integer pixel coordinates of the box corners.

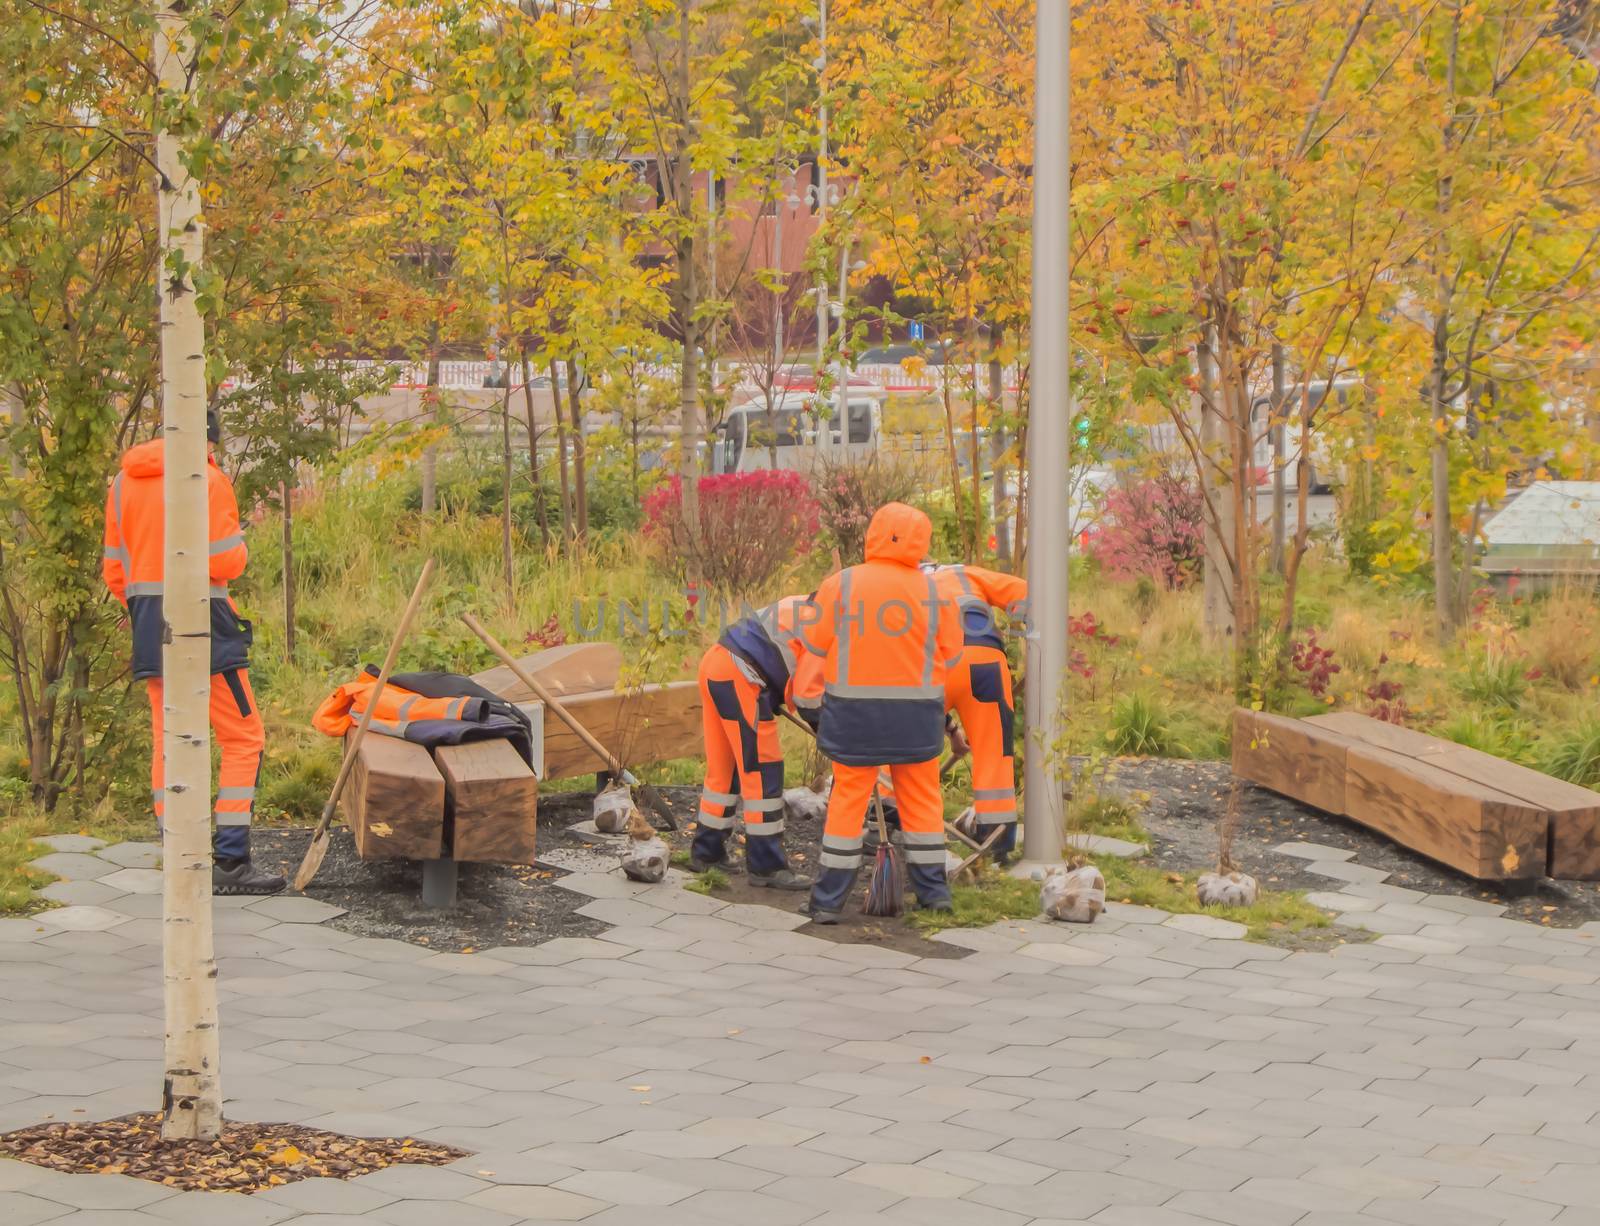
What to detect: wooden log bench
<box><xmin>1234</xmin><ymin>708</ymin><xmax>1600</xmax><ymax>882</ymax></box>
<box><xmin>337</xmin><ymin>643</ymin><xmax>702</xmax><ymax>905</ymax></box>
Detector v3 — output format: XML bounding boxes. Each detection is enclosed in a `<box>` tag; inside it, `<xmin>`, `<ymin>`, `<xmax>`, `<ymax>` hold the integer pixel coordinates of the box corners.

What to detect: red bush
<box><xmin>1084</xmin><ymin>466</ymin><xmax>1205</xmax><ymax>589</ymax></box>
<box><xmin>643</xmin><ymin>470</ymin><xmax>820</xmax><ymax>595</ymax></box>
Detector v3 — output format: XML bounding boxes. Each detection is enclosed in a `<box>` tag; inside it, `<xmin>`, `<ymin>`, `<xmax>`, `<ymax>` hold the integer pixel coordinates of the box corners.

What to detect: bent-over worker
<box><xmin>690</xmin><ymin>594</ymin><xmax>818</xmax><ymax>890</ymax></box>
<box><xmin>102</xmin><ymin>411</ymin><xmax>285</xmax><ymax>895</ymax></box>
<box><xmin>801</xmin><ymin>503</ymin><xmax>964</xmax><ymax>921</ymax></box>
<box><xmin>927</xmin><ymin>562</ymin><xmax>1026</xmax><ymax>860</ymax></box>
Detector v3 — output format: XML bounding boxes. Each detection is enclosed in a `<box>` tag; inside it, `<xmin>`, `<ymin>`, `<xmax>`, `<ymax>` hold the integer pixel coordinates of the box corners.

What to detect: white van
<box><xmin>710</xmin><ymin>393</ymin><xmax>884</xmax><ymax>474</ymax></box>
<box><xmin>1248</xmin><ymin>379</ymin><xmax>1355</xmax><ymax>493</ymax></box>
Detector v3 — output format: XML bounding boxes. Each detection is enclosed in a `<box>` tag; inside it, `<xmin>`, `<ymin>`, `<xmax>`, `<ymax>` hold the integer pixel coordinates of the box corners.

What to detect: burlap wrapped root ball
<box><xmin>593</xmin><ymin>781</ymin><xmax>636</xmax><ymax>833</ymax></box>
<box><xmin>782</xmin><ymin>785</ymin><xmax>829</xmax><ymax>825</ymax></box>
<box><xmin>1041</xmin><ymin>861</ymin><xmax>1106</xmax><ymax>923</ymax></box>
<box><xmin>1197</xmin><ymin>869</ymin><xmax>1259</xmax><ymax>907</ymax></box>
<box><xmin>621</xmin><ymin>810</ymin><xmax>668</xmax><ymax>882</ymax></box>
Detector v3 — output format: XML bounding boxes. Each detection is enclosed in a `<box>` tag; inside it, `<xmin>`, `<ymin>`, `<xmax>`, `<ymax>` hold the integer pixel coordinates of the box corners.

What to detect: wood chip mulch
<box><xmin>0</xmin><ymin>1113</ymin><xmax>468</xmax><ymax>1193</ymax></box>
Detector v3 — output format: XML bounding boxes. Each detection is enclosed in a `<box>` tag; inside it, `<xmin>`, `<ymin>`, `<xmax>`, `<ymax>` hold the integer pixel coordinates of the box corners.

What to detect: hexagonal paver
<box><xmin>99</xmin><ymin>868</ymin><xmax>163</xmax><ymax>896</ymax></box>
<box><xmin>34</xmin><ymin>906</ymin><xmax>128</xmax><ymax>933</ymax></box>
<box><xmin>467</xmin><ymin>1184</ymin><xmax>609</xmax><ymax>1219</ymax></box>
<box><xmin>35</xmin><ymin>835</ymin><xmax>108</xmax><ymax>854</ymax></box>
<box><xmin>28</xmin><ymin>1173</ymin><xmax>176</xmax><ymax>1210</ymax></box>
<box><xmin>246</xmin><ymin>895</ymin><xmax>347</xmax><ymax>924</ymax></box>
<box><xmin>1273</xmin><ymin>841</ymin><xmax>1356</xmax><ymax>862</ymax></box>
<box><xmin>0</xmin><ymin>1191</ymin><xmax>73</xmax><ymax>1225</ymax></box>
<box><xmin>95</xmin><ymin>843</ymin><xmax>162</xmax><ymax>869</ymax></box>
<box><xmin>37</xmin><ymin>880</ymin><xmax>126</xmax><ymax>907</ymax></box>
<box><xmin>351</xmin><ymin>1165</ymin><xmax>490</xmax><ymax>1200</ymax></box>
<box><xmin>28</xmin><ymin>852</ymin><xmax>118</xmax><ymax>881</ymax></box>
<box><xmin>1163</xmin><ymin>914</ymin><xmax>1247</xmax><ymax>940</ymax></box>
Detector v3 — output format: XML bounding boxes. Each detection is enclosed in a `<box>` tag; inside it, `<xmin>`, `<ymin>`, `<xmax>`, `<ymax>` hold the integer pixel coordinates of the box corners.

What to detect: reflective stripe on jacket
<box><xmin>801</xmin><ymin>503</ymin><xmax>964</xmax><ymax>766</ymax></box>
<box><xmin>929</xmin><ymin>564</ymin><xmax>1028</xmax><ymax>649</ymax></box>
<box><xmin>102</xmin><ymin>439</ymin><xmax>252</xmax><ymax>680</ymax></box>
<box><xmin>719</xmin><ymin>594</ymin><xmax>813</xmax><ymax>708</ymax></box>
<box><xmin>312</xmin><ymin>678</ymin><xmax>487</xmax><ymax>739</ymax></box>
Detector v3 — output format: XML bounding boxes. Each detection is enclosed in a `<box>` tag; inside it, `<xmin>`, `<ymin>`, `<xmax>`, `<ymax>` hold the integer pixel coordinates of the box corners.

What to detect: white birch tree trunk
<box><xmin>154</xmin><ymin>0</ymin><xmax>223</xmax><ymax>1142</ymax></box>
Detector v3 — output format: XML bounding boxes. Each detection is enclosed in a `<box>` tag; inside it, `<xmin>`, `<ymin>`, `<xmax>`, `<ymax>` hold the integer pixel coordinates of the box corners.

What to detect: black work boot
<box><xmin>749</xmin><ymin>867</ymin><xmax>811</xmax><ymax>891</ymax></box>
<box><xmin>214</xmin><ymin>857</ymin><xmax>286</xmax><ymax>896</ymax></box>
<box><xmin>799</xmin><ymin>898</ymin><xmax>842</xmax><ymax>924</ymax></box>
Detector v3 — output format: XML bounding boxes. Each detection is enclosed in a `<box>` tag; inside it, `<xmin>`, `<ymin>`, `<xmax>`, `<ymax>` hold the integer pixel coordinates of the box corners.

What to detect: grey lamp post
<box><xmin>1015</xmin><ymin>0</ymin><xmax>1070</xmax><ymax>875</ymax></box>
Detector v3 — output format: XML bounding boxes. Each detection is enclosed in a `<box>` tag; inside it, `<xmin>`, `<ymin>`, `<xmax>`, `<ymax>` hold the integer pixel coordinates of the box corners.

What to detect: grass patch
<box><xmin>906</xmin><ymin>867</ymin><xmax>1041</xmax><ymax>934</ymax></box>
<box><xmin>1068</xmin><ymin>790</ymin><xmax>1149</xmax><ymax>845</ymax></box>
<box><xmin>1096</xmin><ymin>856</ymin><xmax>1331</xmax><ymax>942</ymax></box>
<box><xmin>684</xmin><ymin>865</ymin><xmax>730</xmax><ymax>895</ymax></box>
<box><xmin>1543</xmin><ymin>718</ymin><xmax>1600</xmax><ymax>789</ymax></box>
<box><xmin>1104</xmin><ymin>693</ymin><xmax>1186</xmax><ymax>757</ymax></box>
<box><xmin>0</xmin><ymin>812</ymin><xmax>56</xmax><ymax>914</ymax></box>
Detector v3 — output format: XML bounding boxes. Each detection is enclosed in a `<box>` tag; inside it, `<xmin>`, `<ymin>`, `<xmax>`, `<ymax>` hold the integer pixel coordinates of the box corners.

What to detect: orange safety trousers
<box><xmin>147</xmin><ymin>667</ymin><xmax>265</xmax><ymax>861</ymax></box>
<box><xmin>946</xmin><ymin>644</ymin><xmax>1017</xmax><ymax>851</ymax></box>
<box><xmin>694</xmin><ymin>644</ymin><xmax>789</xmax><ymax>875</ymax></box>
<box><xmin>813</xmin><ymin>756</ymin><xmax>948</xmax><ymax>911</ymax></box>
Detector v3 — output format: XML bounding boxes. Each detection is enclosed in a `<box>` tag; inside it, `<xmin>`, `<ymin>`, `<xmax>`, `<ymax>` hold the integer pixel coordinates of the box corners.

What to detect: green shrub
<box><xmin>258</xmin><ymin>745</ymin><xmax>339</xmax><ymax>824</ymax></box>
<box><xmin>1543</xmin><ymin>720</ymin><xmax>1600</xmax><ymax>789</ymax></box>
<box><xmin>1457</xmin><ymin>655</ymin><xmax>1528</xmax><ymax>710</ymax></box>
<box><xmin>1104</xmin><ymin>693</ymin><xmax>1185</xmax><ymax>757</ymax></box>
<box><xmin>1441</xmin><ymin>712</ymin><xmax>1535</xmax><ymax>766</ymax></box>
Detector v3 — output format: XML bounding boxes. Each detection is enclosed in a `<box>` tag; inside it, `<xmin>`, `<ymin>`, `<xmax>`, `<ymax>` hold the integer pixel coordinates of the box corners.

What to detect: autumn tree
<box><xmin>1373</xmin><ymin>0</ymin><xmax>1600</xmax><ymax>640</ymax></box>
<box><xmin>1070</xmin><ymin>0</ymin><xmax>1414</xmax><ymax>685</ymax></box>
<box><xmin>832</xmin><ymin>0</ymin><xmax>1034</xmax><ymax>562</ymax></box>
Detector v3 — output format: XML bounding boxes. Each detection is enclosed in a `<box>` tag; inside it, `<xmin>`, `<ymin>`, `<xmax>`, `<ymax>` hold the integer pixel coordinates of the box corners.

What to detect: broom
<box><xmin>776</xmin><ymin>709</ymin><xmax>903</xmax><ymax>917</ymax></box>
<box><xmin>862</xmin><ymin>780</ymin><xmax>904</xmax><ymax>917</ymax></box>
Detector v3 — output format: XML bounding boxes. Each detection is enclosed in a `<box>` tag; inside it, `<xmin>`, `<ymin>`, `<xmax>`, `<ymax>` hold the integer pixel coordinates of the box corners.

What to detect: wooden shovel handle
<box><xmin>461</xmin><ymin>612</ymin><xmax>629</xmax><ymax>777</ymax></box>
<box><xmin>314</xmin><ymin>558</ymin><xmax>436</xmax><ymax>835</ymax></box>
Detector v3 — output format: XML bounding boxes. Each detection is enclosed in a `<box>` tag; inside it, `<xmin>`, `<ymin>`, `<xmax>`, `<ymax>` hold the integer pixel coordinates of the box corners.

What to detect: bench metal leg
<box><xmin>422</xmin><ymin>856</ymin><xmax>459</xmax><ymax>908</ymax></box>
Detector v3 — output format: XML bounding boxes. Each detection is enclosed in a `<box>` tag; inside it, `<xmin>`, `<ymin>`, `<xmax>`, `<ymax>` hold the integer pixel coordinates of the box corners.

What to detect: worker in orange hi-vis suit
<box><xmin>102</xmin><ymin>410</ymin><xmax>285</xmax><ymax>896</ymax></box>
<box><xmin>689</xmin><ymin>594</ymin><xmax>818</xmax><ymax>889</ymax></box>
<box><xmin>799</xmin><ymin>502</ymin><xmax>965</xmax><ymax>922</ymax></box>
<box><xmin>926</xmin><ymin>562</ymin><xmax>1027</xmax><ymax>861</ymax></box>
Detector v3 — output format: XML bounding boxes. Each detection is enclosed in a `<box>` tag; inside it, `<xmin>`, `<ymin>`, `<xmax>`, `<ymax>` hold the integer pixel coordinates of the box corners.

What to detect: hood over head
<box><xmin>121</xmin><ymin>438</ymin><xmax>217</xmax><ymax>480</ymax></box>
<box><xmin>121</xmin><ymin>439</ymin><xmax>165</xmax><ymax>479</ymax></box>
<box><xmin>864</xmin><ymin>502</ymin><xmax>932</xmax><ymax>567</ymax></box>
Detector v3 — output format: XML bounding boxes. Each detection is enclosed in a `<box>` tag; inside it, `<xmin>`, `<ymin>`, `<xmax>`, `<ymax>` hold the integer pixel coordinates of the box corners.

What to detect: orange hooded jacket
<box><xmin>102</xmin><ymin>439</ymin><xmax>252</xmax><ymax>680</ymax></box>
<box><xmin>801</xmin><ymin>503</ymin><xmax>963</xmax><ymax>765</ymax></box>
<box><xmin>928</xmin><ymin>563</ymin><xmax>1028</xmax><ymax>649</ymax></box>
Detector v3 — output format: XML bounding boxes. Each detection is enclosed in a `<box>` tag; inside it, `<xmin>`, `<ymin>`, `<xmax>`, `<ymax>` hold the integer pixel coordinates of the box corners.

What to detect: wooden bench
<box><xmin>338</xmin><ymin>642</ymin><xmax>702</xmax><ymax>904</ymax></box>
<box><xmin>1233</xmin><ymin>708</ymin><xmax>1600</xmax><ymax>882</ymax></box>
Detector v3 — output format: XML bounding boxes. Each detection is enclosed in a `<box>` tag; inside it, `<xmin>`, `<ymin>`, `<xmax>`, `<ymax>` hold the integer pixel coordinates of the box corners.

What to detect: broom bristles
<box><xmin>863</xmin><ymin>843</ymin><xmax>904</xmax><ymax>917</ymax></box>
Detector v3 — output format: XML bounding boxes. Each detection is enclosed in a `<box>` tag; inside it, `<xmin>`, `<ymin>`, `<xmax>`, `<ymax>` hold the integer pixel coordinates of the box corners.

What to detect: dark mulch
<box><xmin>0</xmin><ymin>1113</ymin><xmax>466</xmax><ymax>1194</ymax></box>
<box><xmin>1100</xmin><ymin>757</ymin><xmax>1600</xmax><ymax>929</ymax></box>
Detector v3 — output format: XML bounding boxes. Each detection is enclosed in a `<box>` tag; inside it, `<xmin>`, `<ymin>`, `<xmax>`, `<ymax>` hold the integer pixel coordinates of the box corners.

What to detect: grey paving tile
<box><xmin>36</xmin><ymin>836</ymin><xmax>108</xmax><ymax>854</ymax></box>
<box><xmin>29</xmin><ymin>1174</ymin><xmax>175</xmax><ymax>1210</ymax></box>
<box><xmin>33</xmin><ymin>907</ymin><xmax>128</xmax><ymax>933</ymax></box>
<box><xmin>466</xmin><ymin>1183</ymin><xmax>610</xmax><ymax>1219</ymax></box>
<box><xmin>0</xmin><ymin>1191</ymin><xmax>73</xmax><ymax>1225</ymax></box>
<box><xmin>142</xmin><ymin>1190</ymin><xmax>297</xmax><ymax>1225</ymax></box>
<box><xmin>370</xmin><ymin>1199</ymin><xmax>519</xmax><ymax>1226</ymax></box>
<box><xmin>29</xmin><ymin>853</ymin><xmax>118</xmax><ymax>880</ymax></box>
<box><xmin>95</xmin><ymin>844</ymin><xmax>162</xmax><ymax>870</ymax></box>
<box><xmin>256</xmin><ymin>1176</ymin><xmax>398</xmax><ymax>1214</ymax></box>
<box><xmin>246</xmin><ymin>896</ymin><xmax>347</xmax><ymax>924</ymax></box>
<box><xmin>37</xmin><ymin>882</ymin><xmax>126</xmax><ymax>908</ymax></box>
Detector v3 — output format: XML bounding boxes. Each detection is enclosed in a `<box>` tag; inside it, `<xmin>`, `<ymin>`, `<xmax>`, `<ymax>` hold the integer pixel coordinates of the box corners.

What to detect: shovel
<box><xmin>461</xmin><ymin>612</ymin><xmax>678</xmax><ymax>830</ymax></box>
<box><xmin>294</xmin><ymin>559</ymin><xmax>436</xmax><ymax>891</ymax></box>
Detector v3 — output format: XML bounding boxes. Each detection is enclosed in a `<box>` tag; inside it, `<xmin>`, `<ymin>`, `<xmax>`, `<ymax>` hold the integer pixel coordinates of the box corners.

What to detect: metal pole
<box><xmin>814</xmin><ymin>0</ymin><xmax>830</xmax><ymax>452</ymax></box>
<box><xmin>835</xmin><ymin>235</ymin><xmax>853</xmax><ymax>449</ymax></box>
<box><xmin>1016</xmin><ymin>0</ymin><xmax>1070</xmax><ymax>876</ymax></box>
<box><xmin>1270</xmin><ymin>342</ymin><xmax>1287</xmax><ymax>575</ymax></box>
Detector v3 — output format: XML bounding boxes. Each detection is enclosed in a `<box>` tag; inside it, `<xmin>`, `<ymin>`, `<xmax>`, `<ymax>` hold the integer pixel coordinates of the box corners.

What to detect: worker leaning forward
<box><xmin>690</xmin><ymin>594</ymin><xmax>819</xmax><ymax>890</ymax></box>
<box><xmin>801</xmin><ymin>503</ymin><xmax>964</xmax><ymax>922</ymax></box>
<box><xmin>102</xmin><ymin>411</ymin><xmax>285</xmax><ymax>895</ymax></box>
<box><xmin>927</xmin><ymin>562</ymin><xmax>1027</xmax><ymax>861</ymax></box>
